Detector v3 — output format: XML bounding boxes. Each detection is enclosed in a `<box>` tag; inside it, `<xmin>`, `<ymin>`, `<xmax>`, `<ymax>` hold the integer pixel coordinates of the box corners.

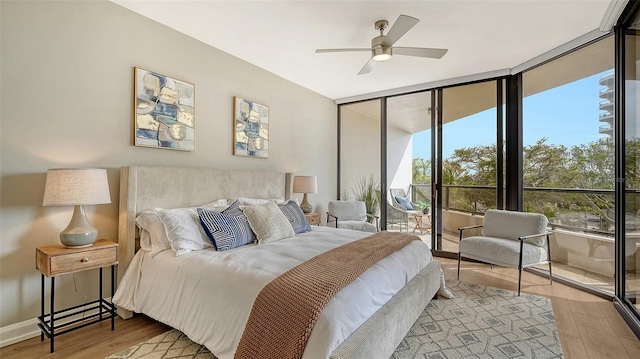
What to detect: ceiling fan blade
<box><xmin>382</xmin><ymin>14</ymin><xmax>419</xmax><ymax>47</ymax></box>
<box><xmin>358</xmin><ymin>58</ymin><xmax>376</xmax><ymax>75</ymax></box>
<box><xmin>315</xmin><ymin>48</ymin><xmax>371</xmax><ymax>53</ymax></box>
<box><xmin>392</xmin><ymin>47</ymin><xmax>448</xmax><ymax>59</ymax></box>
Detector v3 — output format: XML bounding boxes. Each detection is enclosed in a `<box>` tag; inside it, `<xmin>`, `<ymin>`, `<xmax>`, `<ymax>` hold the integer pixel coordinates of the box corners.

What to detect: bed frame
<box><xmin>117</xmin><ymin>165</ymin><xmax>441</xmax><ymax>359</ymax></box>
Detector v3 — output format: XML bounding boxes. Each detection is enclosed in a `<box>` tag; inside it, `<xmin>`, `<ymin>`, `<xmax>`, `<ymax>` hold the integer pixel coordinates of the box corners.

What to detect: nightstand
<box><xmin>35</xmin><ymin>239</ymin><xmax>118</xmax><ymax>353</ymax></box>
<box><xmin>305</xmin><ymin>212</ymin><xmax>321</xmax><ymax>226</ymax></box>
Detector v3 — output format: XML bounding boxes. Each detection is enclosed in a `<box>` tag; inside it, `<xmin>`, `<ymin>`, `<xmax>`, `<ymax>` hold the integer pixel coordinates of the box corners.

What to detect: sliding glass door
<box><xmin>522</xmin><ymin>36</ymin><xmax>615</xmax><ymax>293</ymax></box>
<box><xmin>339</xmin><ymin>100</ymin><xmax>381</xmax><ymax>225</ymax></box>
<box><xmin>385</xmin><ymin>91</ymin><xmax>433</xmax><ymax>244</ymax></box>
<box><xmin>622</xmin><ymin>10</ymin><xmax>640</xmax><ymax>318</ymax></box>
<box><xmin>438</xmin><ymin>81</ymin><xmax>500</xmax><ymax>254</ymax></box>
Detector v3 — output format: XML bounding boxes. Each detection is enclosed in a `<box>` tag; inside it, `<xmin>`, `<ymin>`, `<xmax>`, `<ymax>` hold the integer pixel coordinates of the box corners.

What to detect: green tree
<box><xmin>523</xmin><ymin>138</ymin><xmax>570</xmax><ymax>188</ymax></box>
<box><xmin>412</xmin><ymin>158</ymin><xmax>431</xmax><ymax>184</ymax></box>
<box><xmin>410</xmin><ymin>137</ymin><xmax>625</xmax><ymax>229</ymax></box>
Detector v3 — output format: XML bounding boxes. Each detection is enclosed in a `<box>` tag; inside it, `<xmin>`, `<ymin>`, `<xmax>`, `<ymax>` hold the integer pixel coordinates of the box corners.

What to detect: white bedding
<box><xmin>113</xmin><ymin>226</ymin><xmax>432</xmax><ymax>359</ymax></box>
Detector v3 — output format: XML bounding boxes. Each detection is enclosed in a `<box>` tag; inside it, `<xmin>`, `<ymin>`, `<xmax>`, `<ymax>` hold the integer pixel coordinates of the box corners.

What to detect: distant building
<box><xmin>599</xmin><ymin>72</ymin><xmax>614</xmax><ymax>138</ymax></box>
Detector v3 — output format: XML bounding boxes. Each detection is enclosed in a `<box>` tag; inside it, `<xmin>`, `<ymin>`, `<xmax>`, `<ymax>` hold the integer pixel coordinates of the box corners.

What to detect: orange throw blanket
<box><xmin>234</xmin><ymin>231</ymin><xmax>419</xmax><ymax>359</ymax></box>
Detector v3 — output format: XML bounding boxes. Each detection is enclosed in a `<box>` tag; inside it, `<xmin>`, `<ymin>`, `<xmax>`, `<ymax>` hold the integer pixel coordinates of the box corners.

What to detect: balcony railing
<box><xmin>599</xmin><ymin>125</ymin><xmax>614</xmax><ymax>135</ymax></box>
<box><xmin>409</xmin><ymin>184</ymin><xmax>640</xmax><ymax>235</ymax></box>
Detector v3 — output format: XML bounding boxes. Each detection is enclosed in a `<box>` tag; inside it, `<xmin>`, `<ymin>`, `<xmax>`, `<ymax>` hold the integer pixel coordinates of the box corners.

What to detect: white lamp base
<box><xmin>60</xmin><ymin>205</ymin><xmax>98</xmax><ymax>248</ymax></box>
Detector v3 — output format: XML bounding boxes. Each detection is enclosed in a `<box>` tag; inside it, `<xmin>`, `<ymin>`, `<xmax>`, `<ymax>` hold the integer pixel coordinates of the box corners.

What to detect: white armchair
<box><xmin>327</xmin><ymin>200</ymin><xmax>378</xmax><ymax>233</ymax></box>
<box><xmin>457</xmin><ymin>209</ymin><xmax>552</xmax><ymax>295</ymax></box>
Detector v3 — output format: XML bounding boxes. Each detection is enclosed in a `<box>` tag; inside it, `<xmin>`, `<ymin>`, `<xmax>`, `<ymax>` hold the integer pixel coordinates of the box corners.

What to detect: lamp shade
<box><xmin>43</xmin><ymin>168</ymin><xmax>111</xmax><ymax>206</ymax></box>
<box><xmin>293</xmin><ymin>176</ymin><xmax>317</xmax><ymax>194</ymax></box>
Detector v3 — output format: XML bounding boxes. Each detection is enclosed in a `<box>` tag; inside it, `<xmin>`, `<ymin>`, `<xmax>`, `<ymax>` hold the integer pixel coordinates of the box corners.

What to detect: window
<box><xmin>522</xmin><ymin>36</ymin><xmax>615</xmax><ymax>293</ymax></box>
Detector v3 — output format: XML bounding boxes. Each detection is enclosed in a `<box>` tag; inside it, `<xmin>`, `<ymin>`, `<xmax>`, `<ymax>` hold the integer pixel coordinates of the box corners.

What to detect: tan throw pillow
<box><xmin>241</xmin><ymin>201</ymin><xmax>296</xmax><ymax>244</ymax></box>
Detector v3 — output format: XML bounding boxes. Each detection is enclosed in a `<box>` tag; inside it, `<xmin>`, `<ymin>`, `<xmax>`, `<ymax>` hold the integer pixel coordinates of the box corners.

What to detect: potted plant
<box><xmin>352</xmin><ymin>176</ymin><xmax>380</xmax><ymax>223</ymax></box>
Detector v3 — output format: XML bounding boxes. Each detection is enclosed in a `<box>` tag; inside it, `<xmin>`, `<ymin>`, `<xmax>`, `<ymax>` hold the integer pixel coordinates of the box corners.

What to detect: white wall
<box><xmin>339</xmin><ymin>105</ymin><xmax>380</xmax><ymax>199</ymax></box>
<box><xmin>339</xmin><ymin>104</ymin><xmax>414</xmax><ymax>203</ymax></box>
<box><xmin>387</xmin><ymin>126</ymin><xmax>413</xmax><ymax>195</ymax></box>
<box><xmin>0</xmin><ymin>0</ymin><xmax>336</xmax><ymax>332</ymax></box>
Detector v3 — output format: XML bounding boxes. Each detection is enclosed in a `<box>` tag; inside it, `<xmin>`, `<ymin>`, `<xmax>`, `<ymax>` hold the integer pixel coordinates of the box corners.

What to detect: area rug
<box><xmin>106</xmin><ymin>280</ymin><xmax>563</xmax><ymax>359</ymax></box>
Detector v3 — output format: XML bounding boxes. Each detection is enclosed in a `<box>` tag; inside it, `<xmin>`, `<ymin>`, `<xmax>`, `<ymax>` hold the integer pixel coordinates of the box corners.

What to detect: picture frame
<box><xmin>134</xmin><ymin>67</ymin><xmax>195</xmax><ymax>151</ymax></box>
<box><xmin>233</xmin><ymin>96</ymin><xmax>269</xmax><ymax>158</ymax></box>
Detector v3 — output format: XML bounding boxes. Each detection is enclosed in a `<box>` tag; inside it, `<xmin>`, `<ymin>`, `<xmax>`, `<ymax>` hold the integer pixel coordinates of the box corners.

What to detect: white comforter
<box><xmin>114</xmin><ymin>227</ymin><xmax>432</xmax><ymax>359</ymax></box>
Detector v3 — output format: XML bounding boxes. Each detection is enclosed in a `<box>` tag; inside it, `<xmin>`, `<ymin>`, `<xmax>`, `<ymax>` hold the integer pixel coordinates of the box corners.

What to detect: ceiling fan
<box><xmin>315</xmin><ymin>14</ymin><xmax>448</xmax><ymax>75</ymax></box>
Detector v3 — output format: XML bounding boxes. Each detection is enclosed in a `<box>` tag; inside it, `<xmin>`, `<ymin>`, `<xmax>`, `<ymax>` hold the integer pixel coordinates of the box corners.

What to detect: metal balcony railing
<box><xmin>409</xmin><ymin>183</ymin><xmax>640</xmax><ymax>235</ymax></box>
<box><xmin>599</xmin><ymin>87</ymin><xmax>614</xmax><ymax>96</ymax></box>
<box><xmin>599</xmin><ymin>112</ymin><xmax>613</xmax><ymax>121</ymax></box>
<box><xmin>599</xmin><ymin>125</ymin><xmax>613</xmax><ymax>134</ymax></box>
<box><xmin>599</xmin><ymin>72</ymin><xmax>614</xmax><ymax>86</ymax></box>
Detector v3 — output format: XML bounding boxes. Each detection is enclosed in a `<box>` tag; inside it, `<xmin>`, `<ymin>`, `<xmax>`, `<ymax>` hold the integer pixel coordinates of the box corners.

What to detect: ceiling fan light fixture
<box><xmin>372</xmin><ymin>47</ymin><xmax>392</xmax><ymax>62</ymax></box>
<box><xmin>315</xmin><ymin>15</ymin><xmax>448</xmax><ymax>74</ymax></box>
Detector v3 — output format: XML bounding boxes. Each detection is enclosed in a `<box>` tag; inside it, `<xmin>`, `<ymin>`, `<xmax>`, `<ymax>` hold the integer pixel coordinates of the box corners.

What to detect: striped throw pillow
<box><xmin>278</xmin><ymin>200</ymin><xmax>311</xmax><ymax>234</ymax></box>
<box><xmin>197</xmin><ymin>207</ymin><xmax>255</xmax><ymax>251</ymax></box>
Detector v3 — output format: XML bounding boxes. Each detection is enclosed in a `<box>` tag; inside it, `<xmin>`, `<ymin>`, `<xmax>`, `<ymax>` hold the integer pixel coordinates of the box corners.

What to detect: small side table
<box><xmin>411</xmin><ymin>213</ymin><xmax>432</xmax><ymax>235</ymax></box>
<box><xmin>305</xmin><ymin>212</ymin><xmax>321</xmax><ymax>226</ymax></box>
<box><xmin>35</xmin><ymin>239</ymin><xmax>118</xmax><ymax>352</ymax></box>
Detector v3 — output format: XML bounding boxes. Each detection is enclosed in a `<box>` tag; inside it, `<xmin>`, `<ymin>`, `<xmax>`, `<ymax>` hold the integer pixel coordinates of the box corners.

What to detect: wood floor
<box><xmin>1</xmin><ymin>257</ymin><xmax>638</xmax><ymax>359</ymax></box>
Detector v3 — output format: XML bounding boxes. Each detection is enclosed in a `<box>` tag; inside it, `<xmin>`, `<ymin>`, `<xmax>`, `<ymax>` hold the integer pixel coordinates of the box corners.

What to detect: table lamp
<box><xmin>293</xmin><ymin>175</ymin><xmax>317</xmax><ymax>214</ymax></box>
<box><xmin>42</xmin><ymin>168</ymin><xmax>111</xmax><ymax>248</ymax></box>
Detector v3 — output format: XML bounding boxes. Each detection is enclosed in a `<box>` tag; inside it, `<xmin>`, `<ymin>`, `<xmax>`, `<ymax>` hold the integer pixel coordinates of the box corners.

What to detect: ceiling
<box><xmin>113</xmin><ymin>1</ymin><xmax>614</xmax><ymax>101</ymax></box>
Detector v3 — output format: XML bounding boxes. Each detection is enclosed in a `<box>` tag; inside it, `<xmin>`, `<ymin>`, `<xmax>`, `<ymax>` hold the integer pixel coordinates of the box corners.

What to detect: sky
<box><xmin>412</xmin><ymin>70</ymin><xmax>613</xmax><ymax>160</ymax></box>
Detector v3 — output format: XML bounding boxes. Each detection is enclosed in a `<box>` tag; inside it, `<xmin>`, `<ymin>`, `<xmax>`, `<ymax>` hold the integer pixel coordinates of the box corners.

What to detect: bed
<box><xmin>113</xmin><ymin>166</ymin><xmax>445</xmax><ymax>359</ymax></box>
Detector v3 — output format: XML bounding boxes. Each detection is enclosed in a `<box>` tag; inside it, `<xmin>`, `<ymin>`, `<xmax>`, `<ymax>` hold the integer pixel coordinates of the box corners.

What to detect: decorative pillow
<box><xmin>221</xmin><ymin>199</ymin><xmax>257</xmax><ymax>243</ymax></box>
<box><xmin>395</xmin><ymin>196</ymin><xmax>413</xmax><ymax>210</ymax></box>
<box><xmin>155</xmin><ymin>207</ymin><xmax>213</xmax><ymax>256</ymax></box>
<box><xmin>222</xmin><ymin>199</ymin><xmax>245</xmax><ymax>217</ymax></box>
<box><xmin>135</xmin><ymin>211</ymin><xmax>171</xmax><ymax>257</ymax></box>
<box><xmin>278</xmin><ymin>200</ymin><xmax>311</xmax><ymax>234</ymax></box>
<box><xmin>241</xmin><ymin>202</ymin><xmax>296</xmax><ymax>244</ymax></box>
<box><xmin>197</xmin><ymin>208</ymin><xmax>255</xmax><ymax>251</ymax></box>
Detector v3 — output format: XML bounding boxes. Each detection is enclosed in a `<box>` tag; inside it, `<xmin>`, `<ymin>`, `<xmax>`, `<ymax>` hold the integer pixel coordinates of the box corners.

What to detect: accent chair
<box><xmin>327</xmin><ymin>200</ymin><xmax>378</xmax><ymax>233</ymax></box>
<box><xmin>457</xmin><ymin>209</ymin><xmax>553</xmax><ymax>295</ymax></box>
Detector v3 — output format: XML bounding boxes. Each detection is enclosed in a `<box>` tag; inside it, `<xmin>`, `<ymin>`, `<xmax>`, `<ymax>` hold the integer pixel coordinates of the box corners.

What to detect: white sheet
<box><xmin>114</xmin><ymin>227</ymin><xmax>432</xmax><ymax>359</ymax></box>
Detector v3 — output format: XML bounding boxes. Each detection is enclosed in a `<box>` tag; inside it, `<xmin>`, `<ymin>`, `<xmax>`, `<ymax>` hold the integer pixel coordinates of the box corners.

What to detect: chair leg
<box><xmin>457</xmin><ymin>253</ymin><xmax>461</xmax><ymax>280</ymax></box>
<box><xmin>547</xmin><ymin>233</ymin><xmax>553</xmax><ymax>285</ymax></box>
<box><xmin>518</xmin><ymin>240</ymin><xmax>524</xmax><ymax>296</ymax></box>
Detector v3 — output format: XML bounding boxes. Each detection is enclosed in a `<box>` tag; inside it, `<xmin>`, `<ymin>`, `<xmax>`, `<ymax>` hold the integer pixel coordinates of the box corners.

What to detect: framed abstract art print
<box><xmin>233</xmin><ymin>96</ymin><xmax>269</xmax><ymax>158</ymax></box>
<box><xmin>134</xmin><ymin>67</ymin><xmax>195</xmax><ymax>151</ymax></box>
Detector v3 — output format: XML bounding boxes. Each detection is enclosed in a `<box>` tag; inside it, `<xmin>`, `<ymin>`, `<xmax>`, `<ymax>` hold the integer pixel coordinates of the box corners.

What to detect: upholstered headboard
<box><xmin>117</xmin><ymin>166</ymin><xmax>292</xmax><ymax>317</ymax></box>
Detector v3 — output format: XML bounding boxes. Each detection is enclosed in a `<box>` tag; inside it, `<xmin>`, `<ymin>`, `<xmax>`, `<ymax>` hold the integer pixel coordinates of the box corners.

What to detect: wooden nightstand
<box><xmin>35</xmin><ymin>239</ymin><xmax>118</xmax><ymax>352</ymax></box>
<box><xmin>305</xmin><ymin>212</ymin><xmax>321</xmax><ymax>226</ymax></box>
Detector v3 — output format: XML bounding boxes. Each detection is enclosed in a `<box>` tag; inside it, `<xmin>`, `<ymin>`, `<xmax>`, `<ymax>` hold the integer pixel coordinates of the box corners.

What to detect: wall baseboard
<box><xmin>0</xmin><ymin>318</ymin><xmax>40</xmax><ymax>348</ymax></box>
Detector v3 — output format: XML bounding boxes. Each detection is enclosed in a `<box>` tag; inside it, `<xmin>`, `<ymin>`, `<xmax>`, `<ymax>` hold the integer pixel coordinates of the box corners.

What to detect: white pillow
<box><xmin>241</xmin><ymin>202</ymin><xmax>295</xmax><ymax>244</ymax></box>
<box><xmin>155</xmin><ymin>207</ymin><xmax>213</xmax><ymax>256</ymax></box>
<box><xmin>135</xmin><ymin>211</ymin><xmax>171</xmax><ymax>257</ymax></box>
<box><xmin>199</xmin><ymin>198</ymin><xmax>230</xmax><ymax>210</ymax></box>
<box><xmin>136</xmin><ymin>199</ymin><xmax>229</xmax><ymax>257</ymax></box>
<box><xmin>237</xmin><ymin>197</ymin><xmax>286</xmax><ymax>206</ymax></box>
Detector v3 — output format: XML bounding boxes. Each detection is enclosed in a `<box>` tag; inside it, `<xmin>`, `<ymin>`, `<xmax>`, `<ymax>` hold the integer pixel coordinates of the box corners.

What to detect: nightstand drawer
<box><xmin>49</xmin><ymin>247</ymin><xmax>116</xmax><ymax>275</ymax></box>
<box><xmin>36</xmin><ymin>239</ymin><xmax>118</xmax><ymax>277</ymax></box>
<box><xmin>305</xmin><ymin>212</ymin><xmax>321</xmax><ymax>225</ymax></box>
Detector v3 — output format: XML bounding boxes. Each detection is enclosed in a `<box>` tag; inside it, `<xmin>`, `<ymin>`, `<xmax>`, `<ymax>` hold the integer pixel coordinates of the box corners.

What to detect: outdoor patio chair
<box><xmin>388</xmin><ymin>188</ymin><xmax>424</xmax><ymax>232</ymax></box>
<box><xmin>387</xmin><ymin>202</ymin><xmax>409</xmax><ymax>232</ymax></box>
